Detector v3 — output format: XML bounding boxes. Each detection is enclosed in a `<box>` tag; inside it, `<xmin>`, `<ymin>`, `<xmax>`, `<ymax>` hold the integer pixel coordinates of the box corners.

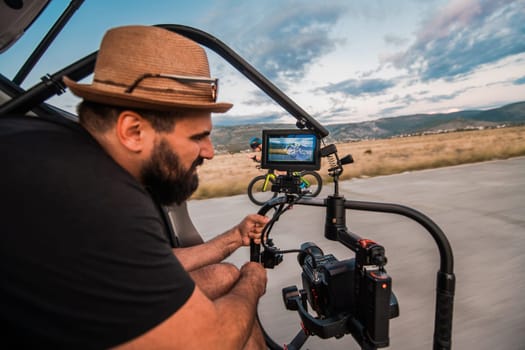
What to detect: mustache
<box><xmin>192</xmin><ymin>157</ymin><xmax>204</xmax><ymax>169</ymax></box>
<box><xmin>165</xmin><ymin>156</ymin><xmax>203</xmax><ymax>174</ymax></box>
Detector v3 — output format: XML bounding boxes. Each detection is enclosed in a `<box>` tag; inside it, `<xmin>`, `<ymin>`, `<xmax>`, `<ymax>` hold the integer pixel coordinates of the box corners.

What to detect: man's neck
<box><xmin>87</xmin><ymin>127</ymin><xmax>143</xmax><ymax>181</ymax></box>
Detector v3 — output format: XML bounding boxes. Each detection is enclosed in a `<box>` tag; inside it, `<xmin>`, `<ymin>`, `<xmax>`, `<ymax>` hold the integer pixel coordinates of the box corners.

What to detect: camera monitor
<box><xmin>261</xmin><ymin>129</ymin><xmax>320</xmax><ymax>171</ymax></box>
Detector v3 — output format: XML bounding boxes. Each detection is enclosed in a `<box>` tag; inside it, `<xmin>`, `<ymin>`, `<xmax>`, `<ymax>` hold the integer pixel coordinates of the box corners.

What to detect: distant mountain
<box><xmin>212</xmin><ymin>101</ymin><xmax>525</xmax><ymax>153</ymax></box>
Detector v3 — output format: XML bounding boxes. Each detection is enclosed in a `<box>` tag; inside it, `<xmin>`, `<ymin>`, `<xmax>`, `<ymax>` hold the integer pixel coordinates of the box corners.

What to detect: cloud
<box><xmin>380</xmin><ymin>105</ymin><xmax>406</xmax><ymax>117</ymax></box>
<box><xmin>203</xmin><ymin>1</ymin><xmax>348</xmax><ymax>83</ymax></box>
<box><xmin>315</xmin><ymin>105</ymin><xmax>359</xmax><ymax>124</ymax></box>
<box><xmin>319</xmin><ymin>78</ymin><xmax>396</xmax><ymax>96</ymax></box>
<box><xmin>425</xmin><ymin>90</ymin><xmax>467</xmax><ymax>103</ymax></box>
<box><xmin>243</xmin><ymin>90</ymin><xmax>276</xmax><ymax>107</ymax></box>
<box><xmin>387</xmin><ymin>93</ymin><xmax>418</xmax><ymax>105</ymax></box>
<box><xmin>383</xmin><ymin>34</ymin><xmax>409</xmax><ymax>47</ymax></box>
<box><xmin>514</xmin><ymin>76</ymin><xmax>525</xmax><ymax>85</ymax></box>
<box><xmin>213</xmin><ymin>111</ymin><xmax>285</xmax><ymax>126</ymax></box>
<box><xmin>386</xmin><ymin>0</ymin><xmax>525</xmax><ymax>81</ymax></box>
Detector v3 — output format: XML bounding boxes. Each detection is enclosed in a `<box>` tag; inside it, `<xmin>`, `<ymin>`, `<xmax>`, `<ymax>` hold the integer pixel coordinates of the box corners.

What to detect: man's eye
<box><xmin>192</xmin><ymin>134</ymin><xmax>208</xmax><ymax>141</ymax></box>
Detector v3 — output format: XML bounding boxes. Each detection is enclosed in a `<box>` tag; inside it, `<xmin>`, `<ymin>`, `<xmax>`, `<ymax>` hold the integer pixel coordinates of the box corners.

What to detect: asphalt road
<box><xmin>188</xmin><ymin>157</ymin><xmax>525</xmax><ymax>350</ymax></box>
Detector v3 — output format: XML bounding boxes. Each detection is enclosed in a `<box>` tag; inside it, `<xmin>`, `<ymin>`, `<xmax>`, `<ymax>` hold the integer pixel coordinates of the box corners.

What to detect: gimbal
<box><xmin>249</xmin><ymin>142</ymin><xmax>454</xmax><ymax>349</ymax></box>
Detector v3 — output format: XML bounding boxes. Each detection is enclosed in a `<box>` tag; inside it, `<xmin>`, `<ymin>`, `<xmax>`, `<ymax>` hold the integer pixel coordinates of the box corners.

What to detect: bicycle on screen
<box><xmin>247</xmin><ymin>165</ymin><xmax>322</xmax><ymax>205</ymax></box>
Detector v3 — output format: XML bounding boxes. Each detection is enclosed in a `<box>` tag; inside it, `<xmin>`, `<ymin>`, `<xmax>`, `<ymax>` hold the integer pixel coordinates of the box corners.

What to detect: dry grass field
<box><xmin>193</xmin><ymin>125</ymin><xmax>525</xmax><ymax>200</ymax></box>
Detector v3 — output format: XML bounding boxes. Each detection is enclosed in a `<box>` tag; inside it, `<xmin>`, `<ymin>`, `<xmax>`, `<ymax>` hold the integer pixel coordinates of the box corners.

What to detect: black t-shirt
<box><xmin>0</xmin><ymin>116</ymin><xmax>195</xmax><ymax>348</ymax></box>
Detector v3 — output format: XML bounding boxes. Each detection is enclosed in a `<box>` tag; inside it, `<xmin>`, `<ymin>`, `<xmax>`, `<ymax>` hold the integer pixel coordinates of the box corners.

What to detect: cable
<box><xmin>260</xmin><ymin>194</ymin><xmax>318</xmax><ymax>268</ymax></box>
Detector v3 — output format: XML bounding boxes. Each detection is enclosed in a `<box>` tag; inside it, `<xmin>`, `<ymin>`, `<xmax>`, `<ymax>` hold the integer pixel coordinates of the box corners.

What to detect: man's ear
<box><xmin>115</xmin><ymin>111</ymin><xmax>151</xmax><ymax>153</ymax></box>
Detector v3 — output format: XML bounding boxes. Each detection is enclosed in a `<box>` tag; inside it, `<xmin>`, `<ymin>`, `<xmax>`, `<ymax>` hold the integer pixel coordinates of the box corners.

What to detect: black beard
<box><xmin>140</xmin><ymin>139</ymin><xmax>202</xmax><ymax>206</ymax></box>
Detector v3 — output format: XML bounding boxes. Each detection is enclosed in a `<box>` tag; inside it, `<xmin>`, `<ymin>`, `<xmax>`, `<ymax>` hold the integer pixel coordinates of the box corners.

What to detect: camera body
<box><xmin>292</xmin><ymin>242</ymin><xmax>399</xmax><ymax>347</ymax></box>
<box><xmin>299</xmin><ymin>243</ymin><xmax>355</xmax><ymax>318</ymax></box>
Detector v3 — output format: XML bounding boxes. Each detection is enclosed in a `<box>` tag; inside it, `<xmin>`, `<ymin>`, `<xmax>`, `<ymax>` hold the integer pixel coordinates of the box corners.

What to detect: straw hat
<box><xmin>63</xmin><ymin>25</ymin><xmax>232</xmax><ymax>113</ymax></box>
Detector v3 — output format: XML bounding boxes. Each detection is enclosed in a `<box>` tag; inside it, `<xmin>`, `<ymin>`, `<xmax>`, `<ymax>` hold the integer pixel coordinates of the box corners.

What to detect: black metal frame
<box><xmin>13</xmin><ymin>0</ymin><xmax>85</xmax><ymax>85</ymax></box>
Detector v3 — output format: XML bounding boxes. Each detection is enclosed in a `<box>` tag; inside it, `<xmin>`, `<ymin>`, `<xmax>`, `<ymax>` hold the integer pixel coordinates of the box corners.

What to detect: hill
<box><xmin>212</xmin><ymin>101</ymin><xmax>525</xmax><ymax>153</ymax></box>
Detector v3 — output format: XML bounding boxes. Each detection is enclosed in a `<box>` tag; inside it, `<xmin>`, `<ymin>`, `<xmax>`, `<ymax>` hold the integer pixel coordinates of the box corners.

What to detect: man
<box><xmin>248</xmin><ymin>136</ymin><xmax>263</xmax><ymax>163</ymax></box>
<box><xmin>0</xmin><ymin>25</ymin><xmax>268</xmax><ymax>349</ymax></box>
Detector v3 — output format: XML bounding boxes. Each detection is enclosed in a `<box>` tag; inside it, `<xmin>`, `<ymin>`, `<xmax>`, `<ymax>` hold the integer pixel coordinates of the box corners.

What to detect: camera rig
<box><xmin>0</xmin><ymin>19</ymin><xmax>455</xmax><ymax>350</ymax></box>
<box><xmin>250</xmin><ymin>141</ymin><xmax>454</xmax><ymax>349</ymax></box>
<box><xmin>250</xmin><ymin>143</ymin><xmax>402</xmax><ymax>349</ymax></box>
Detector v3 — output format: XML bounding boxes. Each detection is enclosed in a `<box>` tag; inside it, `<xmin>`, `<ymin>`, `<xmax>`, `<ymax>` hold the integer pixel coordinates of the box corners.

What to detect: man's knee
<box><xmin>192</xmin><ymin>262</ymin><xmax>241</xmax><ymax>294</ymax></box>
<box><xmin>207</xmin><ymin>262</ymin><xmax>240</xmax><ymax>285</ymax></box>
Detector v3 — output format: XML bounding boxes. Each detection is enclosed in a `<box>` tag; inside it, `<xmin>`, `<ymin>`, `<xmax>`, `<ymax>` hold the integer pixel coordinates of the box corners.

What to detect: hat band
<box><xmin>94</xmin><ymin>76</ymin><xmax>218</xmax><ymax>102</ymax></box>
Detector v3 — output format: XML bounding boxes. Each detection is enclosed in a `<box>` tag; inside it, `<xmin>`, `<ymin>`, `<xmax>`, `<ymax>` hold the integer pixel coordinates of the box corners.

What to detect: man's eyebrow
<box><xmin>190</xmin><ymin>130</ymin><xmax>211</xmax><ymax>139</ymax></box>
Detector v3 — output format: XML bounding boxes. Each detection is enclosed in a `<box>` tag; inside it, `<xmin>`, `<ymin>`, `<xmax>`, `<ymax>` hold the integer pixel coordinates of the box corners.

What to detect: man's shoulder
<box><xmin>0</xmin><ymin>115</ymin><xmax>88</xmax><ymax>145</ymax></box>
<box><xmin>0</xmin><ymin>115</ymin><xmax>133</xmax><ymax>188</ymax></box>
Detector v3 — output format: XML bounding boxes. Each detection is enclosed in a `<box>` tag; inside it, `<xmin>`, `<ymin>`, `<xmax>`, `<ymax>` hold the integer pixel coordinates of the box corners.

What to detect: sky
<box><xmin>1</xmin><ymin>0</ymin><xmax>524</xmax><ymax>126</ymax></box>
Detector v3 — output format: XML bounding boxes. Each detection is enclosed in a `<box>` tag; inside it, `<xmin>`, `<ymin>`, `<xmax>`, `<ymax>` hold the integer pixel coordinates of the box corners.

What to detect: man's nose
<box><xmin>201</xmin><ymin>139</ymin><xmax>214</xmax><ymax>159</ymax></box>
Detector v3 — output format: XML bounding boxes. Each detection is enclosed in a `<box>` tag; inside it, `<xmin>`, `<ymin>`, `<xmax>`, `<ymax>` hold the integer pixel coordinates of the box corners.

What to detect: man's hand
<box><xmin>173</xmin><ymin>213</ymin><xmax>270</xmax><ymax>272</ymax></box>
<box><xmin>237</xmin><ymin>214</ymin><xmax>270</xmax><ymax>246</ymax></box>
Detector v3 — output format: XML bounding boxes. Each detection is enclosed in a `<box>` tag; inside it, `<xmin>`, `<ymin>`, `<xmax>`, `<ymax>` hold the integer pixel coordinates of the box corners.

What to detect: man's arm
<box><xmin>173</xmin><ymin>214</ymin><xmax>268</xmax><ymax>272</ymax></box>
<box><xmin>113</xmin><ymin>262</ymin><xmax>267</xmax><ymax>350</ymax></box>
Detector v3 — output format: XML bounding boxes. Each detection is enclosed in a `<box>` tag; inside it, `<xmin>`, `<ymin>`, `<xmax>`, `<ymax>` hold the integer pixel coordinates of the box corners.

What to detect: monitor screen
<box><xmin>261</xmin><ymin>129</ymin><xmax>320</xmax><ymax>171</ymax></box>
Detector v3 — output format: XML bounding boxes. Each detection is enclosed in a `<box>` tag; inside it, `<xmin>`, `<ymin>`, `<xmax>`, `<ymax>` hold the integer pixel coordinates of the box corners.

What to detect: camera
<box><xmin>298</xmin><ymin>242</ymin><xmax>355</xmax><ymax>318</ymax></box>
<box><xmin>282</xmin><ymin>242</ymin><xmax>399</xmax><ymax>348</ymax></box>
